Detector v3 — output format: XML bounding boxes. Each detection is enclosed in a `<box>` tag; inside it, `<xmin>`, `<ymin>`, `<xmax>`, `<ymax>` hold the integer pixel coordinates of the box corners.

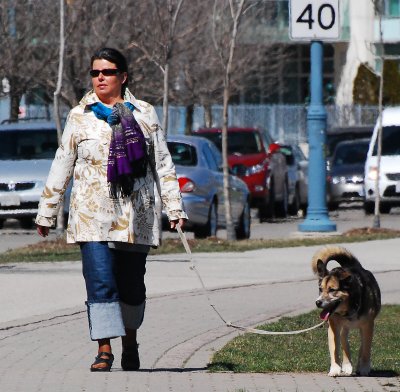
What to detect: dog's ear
<box><xmin>339</xmin><ymin>270</ymin><xmax>353</xmax><ymax>287</ymax></box>
<box><xmin>316</xmin><ymin>259</ymin><xmax>327</xmax><ymax>278</ymax></box>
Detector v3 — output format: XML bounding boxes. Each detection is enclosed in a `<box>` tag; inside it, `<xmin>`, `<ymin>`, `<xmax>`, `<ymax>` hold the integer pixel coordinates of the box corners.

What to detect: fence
<box><xmin>16</xmin><ymin>100</ymin><xmax>380</xmax><ymax>144</ymax></box>
<box><xmin>156</xmin><ymin>104</ymin><xmax>380</xmax><ymax>144</ymax></box>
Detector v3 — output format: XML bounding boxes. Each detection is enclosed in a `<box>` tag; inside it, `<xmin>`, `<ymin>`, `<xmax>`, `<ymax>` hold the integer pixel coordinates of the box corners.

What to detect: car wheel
<box><xmin>236</xmin><ymin>199</ymin><xmax>251</xmax><ymax>240</ymax></box>
<box><xmin>19</xmin><ymin>217</ymin><xmax>34</xmax><ymax>229</ymax></box>
<box><xmin>288</xmin><ymin>186</ymin><xmax>300</xmax><ymax>216</ymax></box>
<box><xmin>275</xmin><ymin>181</ymin><xmax>288</xmax><ymax>218</ymax></box>
<box><xmin>328</xmin><ymin>202</ymin><xmax>339</xmax><ymax>211</ymax></box>
<box><xmin>259</xmin><ymin>182</ymin><xmax>275</xmax><ymax>222</ymax></box>
<box><xmin>380</xmin><ymin>204</ymin><xmax>391</xmax><ymax>214</ymax></box>
<box><xmin>194</xmin><ymin>200</ymin><xmax>217</xmax><ymax>239</ymax></box>
<box><xmin>0</xmin><ymin>219</ymin><xmax>4</xmax><ymax>229</ymax></box>
<box><xmin>364</xmin><ymin>201</ymin><xmax>374</xmax><ymax>215</ymax></box>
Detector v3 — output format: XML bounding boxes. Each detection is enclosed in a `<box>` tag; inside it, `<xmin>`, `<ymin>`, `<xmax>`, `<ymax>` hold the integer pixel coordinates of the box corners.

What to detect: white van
<box><xmin>364</xmin><ymin>106</ymin><xmax>400</xmax><ymax>214</ymax></box>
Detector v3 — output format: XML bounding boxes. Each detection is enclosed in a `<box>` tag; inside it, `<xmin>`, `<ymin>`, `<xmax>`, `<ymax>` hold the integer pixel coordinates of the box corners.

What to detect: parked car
<box><xmin>165</xmin><ymin>135</ymin><xmax>251</xmax><ymax>239</ymax></box>
<box><xmin>0</xmin><ymin>121</ymin><xmax>59</xmax><ymax>228</ymax></box>
<box><xmin>279</xmin><ymin>144</ymin><xmax>308</xmax><ymax>215</ymax></box>
<box><xmin>364</xmin><ymin>106</ymin><xmax>400</xmax><ymax>214</ymax></box>
<box><xmin>327</xmin><ymin>139</ymin><xmax>370</xmax><ymax>210</ymax></box>
<box><xmin>326</xmin><ymin>125</ymin><xmax>373</xmax><ymax>171</ymax></box>
<box><xmin>192</xmin><ymin>127</ymin><xmax>288</xmax><ymax>221</ymax></box>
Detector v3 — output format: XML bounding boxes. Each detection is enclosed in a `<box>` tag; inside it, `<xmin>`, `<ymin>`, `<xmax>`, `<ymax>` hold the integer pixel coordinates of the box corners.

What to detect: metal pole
<box><xmin>299</xmin><ymin>40</ymin><xmax>336</xmax><ymax>232</ymax></box>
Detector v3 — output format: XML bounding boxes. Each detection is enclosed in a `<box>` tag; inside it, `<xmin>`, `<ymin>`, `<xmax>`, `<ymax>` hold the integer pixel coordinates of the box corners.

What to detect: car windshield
<box><xmin>167</xmin><ymin>141</ymin><xmax>197</xmax><ymax>166</ymax></box>
<box><xmin>333</xmin><ymin>142</ymin><xmax>369</xmax><ymax>165</ymax></box>
<box><xmin>0</xmin><ymin>130</ymin><xmax>58</xmax><ymax>160</ymax></box>
<box><xmin>198</xmin><ymin>131</ymin><xmax>263</xmax><ymax>154</ymax></box>
<box><xmin>372</xmin><ymin>125</ymin><xmax>400</xmax><ymax>156</ymax></box>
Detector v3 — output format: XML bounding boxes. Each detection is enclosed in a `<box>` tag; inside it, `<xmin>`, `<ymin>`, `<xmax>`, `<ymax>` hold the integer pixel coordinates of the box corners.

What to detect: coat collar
<box><xmin>80</xmin><ymin>88</ymin><xmax>143</xmax><ymax>112</ymax></box>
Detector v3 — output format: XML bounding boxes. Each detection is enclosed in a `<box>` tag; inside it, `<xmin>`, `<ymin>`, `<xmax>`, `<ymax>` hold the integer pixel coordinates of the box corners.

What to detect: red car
<box><xmin>192</xmin><ymin>127</ymin><xmax>288</xmax><ymax>220</ymax></box>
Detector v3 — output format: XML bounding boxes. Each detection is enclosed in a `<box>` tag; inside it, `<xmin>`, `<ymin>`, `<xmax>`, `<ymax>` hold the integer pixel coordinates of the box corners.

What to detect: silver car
<box><xmin>0</xmin><ymin>121</ymin><xmax>58</xmax><ymax>228</ymax></box>
<box><xmin>280</xmin><ymin>144</ymin><xmax>308</xmax><ymax>215</ymax></box>
<box><xmin>165</xmin><ymin>135</ymin><xmax>251</xmax><ymax>239</ymax></box>
<box><xmin>327</xmin><ymin>139</ymin><xmax>370</xmax><ymax>210</ymax></box>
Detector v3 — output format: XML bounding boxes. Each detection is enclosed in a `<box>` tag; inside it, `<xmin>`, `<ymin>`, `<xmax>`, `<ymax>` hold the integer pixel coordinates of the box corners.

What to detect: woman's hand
<box><xmin>170</xmin><ymin>218</ymin><xmax>186</xmax><ymax>230</ymax></box>
<box><xmin>37</xmin><ymin>225</ymin><xmax>50</xmax><ymax>238</ymax></box>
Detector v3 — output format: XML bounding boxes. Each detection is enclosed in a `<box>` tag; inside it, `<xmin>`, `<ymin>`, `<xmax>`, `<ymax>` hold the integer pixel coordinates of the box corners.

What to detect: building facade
<box><xmin>239</xmin><ymin>0</ymin><xmax>400</xmax><ymax>106</ymax></box>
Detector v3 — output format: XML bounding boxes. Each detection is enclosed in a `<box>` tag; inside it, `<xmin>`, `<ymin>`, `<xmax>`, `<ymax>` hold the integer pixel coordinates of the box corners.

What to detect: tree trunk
<box><xmin>218</xmin><ymin>0</ymin><xmax>245</xmax><ymax>240</ymax></box>
<box><xmin>373</xmin><ymin>2</ymin><xmax>383</xmax><ymax>228</ymax></box>
<box><xmin>222</xmin><ymin>81</ymin><xmax>235</xmax><ymax>240</ymax></box>
<box><xmin>204</xmin><ymin>103</ymin><xmax>212</xmax><ymax>127</ymax></box>
<box><xmin>185</xmin><ymin>103</ymin><xmax>194</xmax><ymax>135</ymax></box>
<box><xmin>9</xmin><ymin>84</ymin><xmax>21</xmax><ymax>122</ymax></box>
<box><xmin>162</xmin><ymin>63</ymin><xmax>169</xmax><ymax>134</ymax></box>
<box><xmin>54</xmin><ymin>0</ymin><xmax>65</xmax><ymax>233</ymax></box>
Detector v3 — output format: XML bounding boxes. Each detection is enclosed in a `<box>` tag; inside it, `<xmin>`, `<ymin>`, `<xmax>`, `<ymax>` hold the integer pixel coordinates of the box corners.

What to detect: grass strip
<box><xmin>208</xmin><ymin>305</ymin><xmax>400</xmax><ymax>375</ymax></box>
<box><xmin>0</xmin><ymin>227</ymin><xmax>400</xmax><ymax>263</ymax></box>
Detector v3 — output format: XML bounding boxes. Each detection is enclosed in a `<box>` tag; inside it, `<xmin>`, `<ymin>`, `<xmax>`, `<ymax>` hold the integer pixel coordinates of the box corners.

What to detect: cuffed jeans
<box><xmin>80</xmin><ymin>242</ymin><xmax>147</xmax><ymax>341</ymax></box>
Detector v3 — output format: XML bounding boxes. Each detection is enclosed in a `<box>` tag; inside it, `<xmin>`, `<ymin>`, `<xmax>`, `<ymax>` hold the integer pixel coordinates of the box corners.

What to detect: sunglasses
<box><xmin>89</xmin><ymin>68</ymin><xmax>120</xmax><ymax>77</ymax></box>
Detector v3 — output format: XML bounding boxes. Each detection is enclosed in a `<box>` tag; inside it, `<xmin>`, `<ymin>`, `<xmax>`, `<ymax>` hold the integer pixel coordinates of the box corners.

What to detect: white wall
<box><xmin>335</xmin><ymin>0</ymin><xmax>376</xmax><ymax>106</ymax></box>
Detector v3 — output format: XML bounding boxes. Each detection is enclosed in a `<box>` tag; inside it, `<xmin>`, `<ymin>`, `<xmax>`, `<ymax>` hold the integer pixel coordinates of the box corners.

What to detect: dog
<box><xmin>311</xmin><ymin>245</ymin><xmax>381</xmax><ymax>377</ymax></box>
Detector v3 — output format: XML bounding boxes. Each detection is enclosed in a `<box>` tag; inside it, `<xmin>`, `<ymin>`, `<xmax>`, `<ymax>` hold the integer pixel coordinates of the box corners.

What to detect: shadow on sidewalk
<box><xmin>369</xmin><ymin>370</ymin><xmax>398</xmax><ymax>378</ymax></box>
<box><xmin>112</xmin><ymin>367</ymin><xmax>208</xmax><ymax>373</ymax></box>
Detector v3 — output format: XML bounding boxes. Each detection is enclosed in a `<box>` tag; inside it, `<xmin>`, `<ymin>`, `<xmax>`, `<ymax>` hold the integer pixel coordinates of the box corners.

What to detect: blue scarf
<box><xmin>89</xmin><ymin>101</ymin><xmax>147</xmax><ymax>198</ymax></box>
<box><xmin>90</xmin><ymin>101</ymin><xmax>134</xmax><ymax>124</ymax></box>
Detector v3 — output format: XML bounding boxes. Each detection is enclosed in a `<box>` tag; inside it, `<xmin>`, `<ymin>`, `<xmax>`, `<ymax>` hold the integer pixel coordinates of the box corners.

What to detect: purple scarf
<box><xmin>90</xmin><ymin>101</ymin><xmax>147</xmax><ymax>198</ymax></box>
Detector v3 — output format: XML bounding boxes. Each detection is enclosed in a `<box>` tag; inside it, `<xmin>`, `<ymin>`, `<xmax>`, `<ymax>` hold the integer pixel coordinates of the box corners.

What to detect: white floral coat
<box><xmin>35</xmin><ymin>89</ymin><xmax>187</xmax><ymax>246</ymax></box>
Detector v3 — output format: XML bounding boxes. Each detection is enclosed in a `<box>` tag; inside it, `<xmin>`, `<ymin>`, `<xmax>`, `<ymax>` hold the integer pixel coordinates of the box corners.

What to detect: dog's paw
<box><xmin>356</xmin><ymin>363</ymin><xmax>371</xmax><ymax>376</ymax></box>
<box><xmin>341</xmin><ymin>363</ymin><xmax>353</xmax><ymax>376</ymax></box>
<box><xmin>328</xmin><ymin>364</ymin><xmax>342</xmax><ymax>377</ymax></box>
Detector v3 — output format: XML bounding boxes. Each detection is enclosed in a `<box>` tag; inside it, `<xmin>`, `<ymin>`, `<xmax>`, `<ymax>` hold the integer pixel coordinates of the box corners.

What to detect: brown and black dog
<box><xmin>311</xmin><ymin>245</ymin><xmax>381</xmax><ymax>376</ymax></box>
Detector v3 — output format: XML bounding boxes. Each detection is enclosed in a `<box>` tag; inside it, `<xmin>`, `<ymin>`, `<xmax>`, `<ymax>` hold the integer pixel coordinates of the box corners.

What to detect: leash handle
<box><xmin>176</xmin><ymin>224</ymin><xmax>191</xmax><ymax>255</ymax></box>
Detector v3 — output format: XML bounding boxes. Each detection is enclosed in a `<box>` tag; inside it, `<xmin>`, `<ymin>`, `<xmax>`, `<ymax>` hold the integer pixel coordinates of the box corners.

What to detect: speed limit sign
<box><xmin>289</xmin><ymin>0</ymin><xmax>340</xmax><ymax>41</ymax></box>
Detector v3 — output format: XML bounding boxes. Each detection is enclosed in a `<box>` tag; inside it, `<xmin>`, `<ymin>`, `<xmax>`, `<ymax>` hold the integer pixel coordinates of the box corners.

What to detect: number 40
<box><xmin>297</xmin><ymin>3</ymin><xmax>336</xmax><ymax>30</ymax></box>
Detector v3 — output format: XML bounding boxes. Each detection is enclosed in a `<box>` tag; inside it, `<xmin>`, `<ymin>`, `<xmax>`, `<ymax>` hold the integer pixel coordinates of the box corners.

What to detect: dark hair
<box><xmin>91</xmin><ymin>47</ymin><xmax>129</xmax><ymax>96</ymax></box>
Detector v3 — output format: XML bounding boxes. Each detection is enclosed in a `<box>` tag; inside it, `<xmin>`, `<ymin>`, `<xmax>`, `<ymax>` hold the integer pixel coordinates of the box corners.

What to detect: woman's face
<box><xmin>91</xmin><ymin>58</ymin><xmax>127</xmax><ymax>105</ymax></box>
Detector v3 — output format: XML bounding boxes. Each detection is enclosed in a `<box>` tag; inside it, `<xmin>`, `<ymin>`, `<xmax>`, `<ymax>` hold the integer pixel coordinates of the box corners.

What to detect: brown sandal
<box><xmin>90</xmin><ymin>351</ymin><xmax>114</xmax><ymax>372</ymax></box>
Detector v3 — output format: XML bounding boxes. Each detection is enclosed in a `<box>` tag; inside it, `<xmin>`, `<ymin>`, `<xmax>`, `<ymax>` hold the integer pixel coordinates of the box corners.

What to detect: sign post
<box><xmin>289</xmin><ymin>0</ymin><xmax>339</xmax><ymax>232</ymax></box>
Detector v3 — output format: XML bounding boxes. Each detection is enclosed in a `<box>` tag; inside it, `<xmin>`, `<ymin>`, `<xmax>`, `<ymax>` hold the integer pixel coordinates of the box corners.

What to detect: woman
<box><xmin>36</xmin><ymin>48</ymin><xmax>187</xmax><ymax>372</ymax></box>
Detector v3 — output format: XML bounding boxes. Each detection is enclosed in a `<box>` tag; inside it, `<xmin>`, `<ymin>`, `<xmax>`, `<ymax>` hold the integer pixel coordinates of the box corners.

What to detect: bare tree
<box><xmin>128</xmin><ymin>0</ymin><xmax>186</xmax><ymax>134</ymax></box>
<box><xmin>167</xmin><ymin>0</ymin><xmax>222</xmax><ymax>130</ymax></box>
<box><xmin>0</xmin><ymin>0</ymin><xmax>59</xmax><ymax>120</ymax></box>
<box><xmin>171</xmin><ymin>1</ymin><xmax>286</xmax><ymax>130</ymax></box>
<box><xmin>45</xmin><ymin>1</ymin><xmax>131</xmax><ymax>109</ymax></box>
<box><xmin>54</xmin><ymin>0</ymin><xmax>65</xmax><ymax>232</ymax></box>
<box><xmin>211</xmin><ymin>0</ymin><xmax>247</xmax><ymax>240</ymax></box>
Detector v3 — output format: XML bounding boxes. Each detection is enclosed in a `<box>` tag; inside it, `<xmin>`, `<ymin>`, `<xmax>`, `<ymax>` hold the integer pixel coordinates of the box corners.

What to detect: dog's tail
<box><xmin>311</xmin><ymin>245</ymin><xmax>361</xmax><ymax>275</ymax></box>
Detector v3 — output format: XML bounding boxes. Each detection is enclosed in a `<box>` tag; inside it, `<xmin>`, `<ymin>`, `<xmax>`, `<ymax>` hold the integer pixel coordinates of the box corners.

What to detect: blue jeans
<box><xmin>80</xmin><ymin>242</ymin><xmax>147</xmax><ymax>340</ymax></box>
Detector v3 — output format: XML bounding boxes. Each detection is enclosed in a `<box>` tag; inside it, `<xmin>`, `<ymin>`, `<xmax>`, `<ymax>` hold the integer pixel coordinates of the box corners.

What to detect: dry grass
<box><xmin>0</xmin><ymin>227</ymin><xmax>400</xmax><ymax>263</ymax></box>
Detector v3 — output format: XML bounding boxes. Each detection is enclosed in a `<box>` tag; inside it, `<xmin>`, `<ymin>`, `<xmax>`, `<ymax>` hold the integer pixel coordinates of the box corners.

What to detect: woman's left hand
<box><xmin>170</xmin><ymin>218</ymin><xmax>186</xmax><ymax>230</ymax></box>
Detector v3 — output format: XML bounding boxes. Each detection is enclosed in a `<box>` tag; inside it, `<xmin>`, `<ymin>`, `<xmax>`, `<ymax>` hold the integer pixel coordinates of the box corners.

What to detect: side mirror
<box><xmin>268</xmin><ymin>142</ymin><xmax>281</xmax><ymax>155</ymax></box>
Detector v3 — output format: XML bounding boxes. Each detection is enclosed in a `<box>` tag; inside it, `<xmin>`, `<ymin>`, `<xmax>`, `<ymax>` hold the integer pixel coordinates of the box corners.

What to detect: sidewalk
<box><xmin>1</xmin><ymin>238</ymin><xmax>400</xmax><ymax>390</ymax></box>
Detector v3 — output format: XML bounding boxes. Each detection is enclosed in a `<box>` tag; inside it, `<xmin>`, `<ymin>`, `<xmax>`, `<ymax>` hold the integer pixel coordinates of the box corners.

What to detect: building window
<box><xmin>385</xmin><ymin>0</ymin><xmax>400</xmax><ymax>16</ymax></box>
<box><xmin>281</xmin><ymin>44</ymin><xmax>335</xmax><ymax>104</ymax></box>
